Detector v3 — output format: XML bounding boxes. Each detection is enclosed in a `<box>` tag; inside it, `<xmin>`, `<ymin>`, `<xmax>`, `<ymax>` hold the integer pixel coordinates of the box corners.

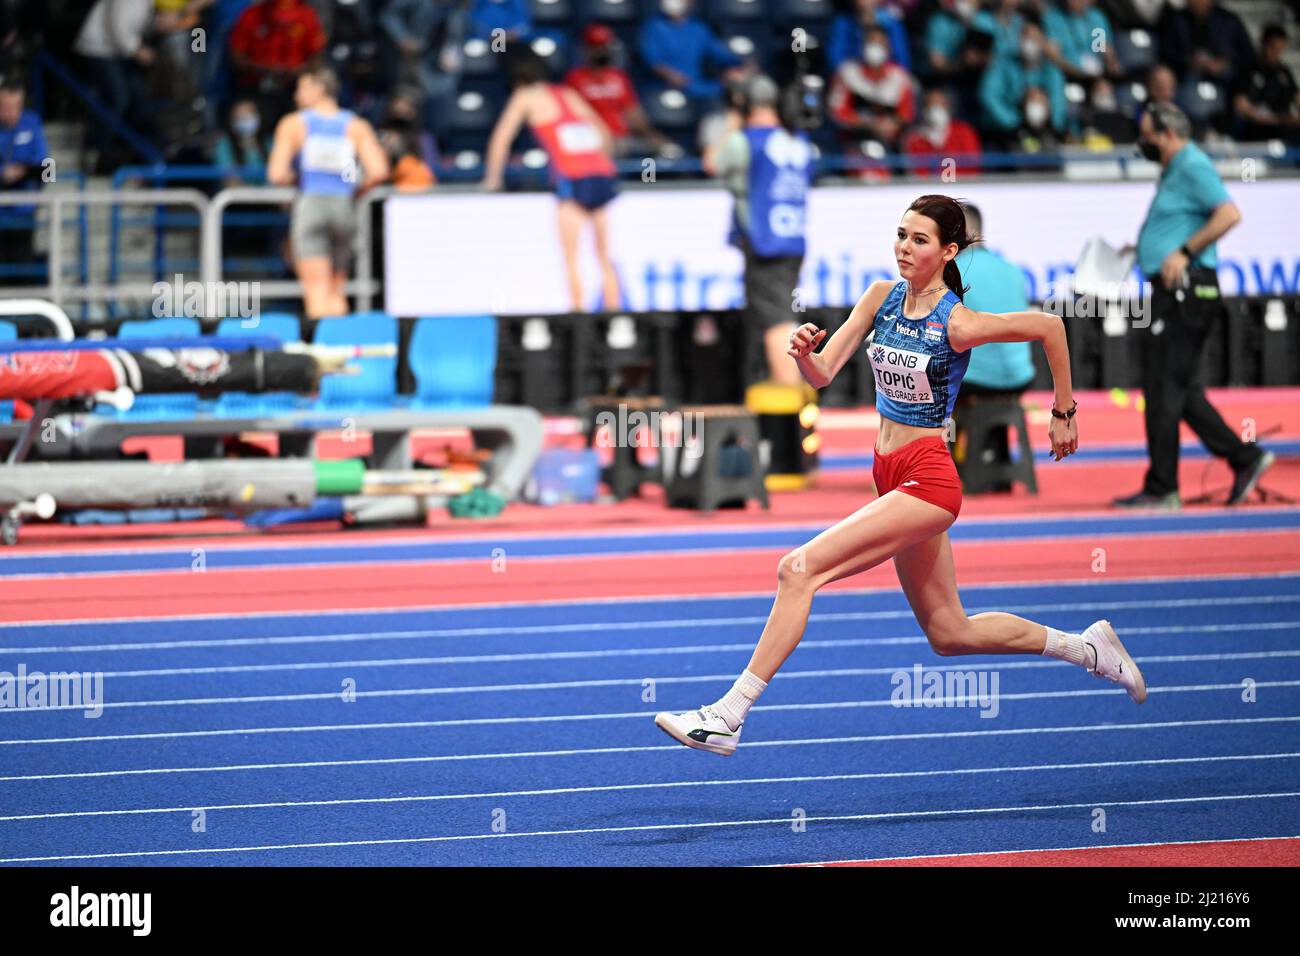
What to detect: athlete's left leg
<box><xmin>589</xmin><ymin>206</ymin><xmax>621</xmax><ymax>311</ymax></box>
<box><xmin>555</xmin><ymin>200</ymin><xmax>585</xmax><ymax>311</ymax></box>
<box><xmin>893</xmin><ymin>530</ymin><xmax>1146</xmax><ymax>701</ymax></box>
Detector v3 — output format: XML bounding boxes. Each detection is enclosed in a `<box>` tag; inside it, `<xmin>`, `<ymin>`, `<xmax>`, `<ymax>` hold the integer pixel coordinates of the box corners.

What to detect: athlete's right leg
<box><xmin>655</xmin><ymin>491</ymin><xmax>954</xmax><ymax>754</ymax></box>
<box><xmin>294</xmin><ymin>256</ymin><xmax>336</xmax><ymax>319</ymax></box>
<box><xmin>555</xmin><ymin>200</ymin><xmax>584</xmax><ymax>311</ymax></box>
<box><xmin>589</xmin><ymin>206</ymin><xmax>621</xmax><ymax>311</ymax></box>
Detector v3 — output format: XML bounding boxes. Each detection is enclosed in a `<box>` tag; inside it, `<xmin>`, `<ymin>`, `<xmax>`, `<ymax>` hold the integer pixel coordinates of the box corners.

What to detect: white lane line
<box><xmin>47</xmin><ymin>640</ymin><xmax>1300</xmax><ymax>681</ymax></box>
<box><xmin>783</xmin><ymin>833</ymin><xmax>1300</xmax><ymax>867</ymax></box>
<box><xmin>2</xmin><ymin>570</ymin><xmax>1296</xmax><ymax>629</ymax></box>
<box><xmin>5</xmin><ymin>712</ymin><xmax>1296</xmax><ymax>750</ymax></box>
<box><xmin>6</xmin><ymin>593</ymin><xmax>1300</xmax><ymax>655</ymax></box>
<box><xmin>4</xmin><ymin>705</ymin><xmax>1299</xmax><ymax>781</ymax></box>
<box><xmin>4</xmin><ymin>752</ymin><xmax>1297</xmax><ymax>823</ymax></box>
<box><xmin>4</xmin><ymin>791</ymin><xmax>1298</xmax><ymax>864</ymax></box>
<box><xmin>50</xmin><ymin>639</ymin><xmax>1300</xmax><ymax>686</ymax></box>
<box><xmin>5</xmin><ymin>660</ymin><xmax>1300</xmax><ymax>715</ymax></box>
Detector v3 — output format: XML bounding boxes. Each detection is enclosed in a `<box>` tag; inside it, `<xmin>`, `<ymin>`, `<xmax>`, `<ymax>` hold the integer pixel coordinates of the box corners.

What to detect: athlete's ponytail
<box><xmin>906</xmin><ymin>194</ymin><xmax>981</xmax><ymax>301</ymax></box>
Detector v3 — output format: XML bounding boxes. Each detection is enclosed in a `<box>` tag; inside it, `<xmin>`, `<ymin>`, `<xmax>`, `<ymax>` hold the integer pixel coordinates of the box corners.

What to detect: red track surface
<box><xmin>806</xmin><ymin>836</ymin><xmax>1300</xmax><ymax>866</ymax></box>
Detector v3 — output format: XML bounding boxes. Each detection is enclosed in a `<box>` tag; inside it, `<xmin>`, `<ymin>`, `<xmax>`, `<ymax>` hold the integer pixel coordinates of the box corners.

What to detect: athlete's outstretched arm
<box><xmin>788</xmin><ymin>279</ymin><xmax>894</xmax><ymax>388</ymax></box>
<box><xmin>948</xmin><ymin>304</ymin><xmax>1077</xmax><ymax>460</ymax></box>
<box><xmin>483</xmin><ymin>92</ymin><xmax>529</xmax><ymax>191</ymax></box>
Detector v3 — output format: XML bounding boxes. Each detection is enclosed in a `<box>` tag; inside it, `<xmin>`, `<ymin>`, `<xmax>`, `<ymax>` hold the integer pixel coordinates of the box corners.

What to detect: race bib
<box><xmin>302</xmin><ymin>134</ymin><xmax>356</xmax><ymax>174</ymax></box>
<box><xmin>869</xmin><ymin>342</ymin><xmax>933</xmax><ymax>404</ymax></box>
<box><xmin>556</xmin><ymin>121</ymin><xmax>601</xmax><ymax>153</ymax></box>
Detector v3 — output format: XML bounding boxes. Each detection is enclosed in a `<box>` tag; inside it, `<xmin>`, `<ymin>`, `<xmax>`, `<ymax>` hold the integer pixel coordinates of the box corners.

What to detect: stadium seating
<box><xmin>312</xmin><ymin>312</ymin><xmax>399</xmax><ymax>412</ymax></box>
<box><xmin>114</xmin><ymin>317</ymin><xmax>202</xmax><ymax>421</ymax></box>
<box><xmin>406</xmin><ymin>315</ymin><xmax>498</xmax><ymax>409</ymax></box>
<box><xmin>0</xmin><ymin>321</ymin><xmax>14</xmax><ymax>425</ymax></box>
<box><xmin>213</xmin><ymin>314</ymin><xmax>306</xmax><ymax>417</ymax></box>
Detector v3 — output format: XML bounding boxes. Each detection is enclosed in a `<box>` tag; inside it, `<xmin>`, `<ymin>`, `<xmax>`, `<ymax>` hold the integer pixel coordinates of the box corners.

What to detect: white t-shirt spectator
<box><xmin>73</xmin><ymin>0</ymin><xmax>154</xmax><ymax>59</ymax></box>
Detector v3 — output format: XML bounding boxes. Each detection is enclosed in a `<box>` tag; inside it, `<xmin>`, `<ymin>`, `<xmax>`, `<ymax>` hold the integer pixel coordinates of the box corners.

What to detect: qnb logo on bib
<box><xmin>302</xmin><ymin>135</ymin><xmax>356</xmax><ymax>174</ymax></box>
<box><xmin>769</xmin><ymin>204</ymin><xmax>804</xmax><ymax>238</ymax></box>
<box><xmin>870</xmin><ymin>343</ymin><xmax>933</xmax><ymax>404</ymax></box>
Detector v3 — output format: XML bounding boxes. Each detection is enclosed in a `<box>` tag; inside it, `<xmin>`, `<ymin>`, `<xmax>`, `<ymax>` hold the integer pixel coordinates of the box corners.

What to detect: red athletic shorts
<box><xmin>871</xmin><ymin>435</ymin><xmax>962</xmax><ymax>519</ymax></box>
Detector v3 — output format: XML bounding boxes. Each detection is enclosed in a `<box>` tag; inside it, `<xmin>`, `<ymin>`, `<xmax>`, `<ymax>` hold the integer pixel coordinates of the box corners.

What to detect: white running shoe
<box><xmin>1082</xmin><ymin>619</ymin><xmax>1147</xmax><ymax>704</ymax></box>
<box><xmin>654</xmin><ymin>705</ymin><xmax>741</xmax><ymax>756</ymax></box>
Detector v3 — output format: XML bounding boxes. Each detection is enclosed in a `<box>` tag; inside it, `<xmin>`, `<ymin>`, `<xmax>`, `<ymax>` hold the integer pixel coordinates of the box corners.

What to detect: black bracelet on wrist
<box><xmin>1180</xmin><ymin>243</ymin><xmax>1195</xmax><ymax>260</ymax></box>
<box><xmin>1051</xmin><ymin>400</ymin><xmax>1077</xmax><ymax>421</ymax></box>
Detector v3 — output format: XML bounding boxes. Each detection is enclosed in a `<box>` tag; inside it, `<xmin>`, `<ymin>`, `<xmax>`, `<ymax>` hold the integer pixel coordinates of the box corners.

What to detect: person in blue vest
<box><xmin>951</xmin><ymin>202</ymin><xmax>1037</xmax><ymax>491</ymax></box>
<box><xmin>0</xmin><ymin>81</ymin><xmax>49</xmax><ymax>287</ymax></box>
<box><xmin>705</xmin><ymin>74</ymin><xmax>813</xmax><ymax>388</ymax></box>
<box><xmin>268</xmin><ymin>67</ymin><xmax>389</xmax><ymax>319</ymax></box>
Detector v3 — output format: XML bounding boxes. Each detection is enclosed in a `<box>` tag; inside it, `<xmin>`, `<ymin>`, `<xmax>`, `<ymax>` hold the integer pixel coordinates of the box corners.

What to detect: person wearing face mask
<box><xmin>638</xmin><ymin>0</ymin><xmax>746</xmax><ymax>104</ymax></box>
<box><xmin>977</xmin><ymin>18</ymin><xmax>1066</xmax><ymax>151</ymax></box>
<box><xmin>828</xmin><ymin>25</ymin><xmax>917</xmax><ymax>164</ymax></box>
<box><xmin>229</xmin><ymin>0</ymin><xmax>327</xmax><ymax>128</ymax></box>
<box><xmin>828</xmin><ymin>0</ymin><xmax>911</xmax><ymax>72</ymax></box>
<box><xmin>213</xmin><ymin>98</ymin><xmax>268</xmax><ymax>183</ymax></box>
<box><xmin>1112</xmin><ymin>100</ymin><xmax>1274</xmax><ymax>512</ymax></box>
<box><xmin>902</xmin><ymin>87</ymin><xmax>982</xmax><ymax>176</ymax></box>
<box><xmin>565</xmin><ymin>23</ymin><xmax>676</xmax><ymax>158</ymax></box>
<box><xmin>1114</xmin><ymin>101</ymin><xmax>1271</xmax><ymax>509</ymax></box>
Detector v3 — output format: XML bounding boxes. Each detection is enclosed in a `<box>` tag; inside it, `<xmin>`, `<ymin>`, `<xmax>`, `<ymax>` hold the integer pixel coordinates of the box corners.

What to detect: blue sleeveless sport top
<box><xmin>299</xmin><ymin>109</ymin><xmax>357</xmax><ymax>196</ymax></box>
<box><xmin>867</xmin><ymin>280</ymin><xmax>971</xmax><ymax>428</ymax></box>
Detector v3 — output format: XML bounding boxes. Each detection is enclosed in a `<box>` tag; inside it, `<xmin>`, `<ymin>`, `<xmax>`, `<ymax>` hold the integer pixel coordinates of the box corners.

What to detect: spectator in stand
<box><xmin>229</xmin><ymin>0</ymin><xmax>326</xmax><ymax>130</ymax></box>
<box><xmin>973</xmin><ymin>0</ymin><xmax>1025</xmax><ymax>58</ymax></box>
<box><xmin>1017</xmin><ymin>85</ymin><xmax>1065</xmax><ymax>151</ymax></box>
<box><xmin>73</xmin><ymin>0</ymin><xmax>158</xmax><ymax>169</ymax></box>
<box><xmin>381</xmin><ymin>89</ymin><xmax>441</xmax><ymax>170</ymax></box>
<box><xmin>827</xmin><ymin>0</ymin><xmax>911</xmax><ymax>72</ymax></box>
<box><xmin>638</xmin><ymin>0</ymin><xmax>746</xmax><ymax>105</ymax></box>
<box><xmin>829</xmin><ymin>25</ymin><xmax>916</xmax><ymax>176</ymax></box>
<box><xmin>0</xmin><ymin>80</ymin><xmax>48</xmax><ymax>286</ymax></box>
<box><xmin>1158</xmin><ymin>0</ymin><xmax>1254</xmax><ymax>87</ymax></box>
<box><xmin>380</xmin><ymin>0</ymin><xmax>467</xmax><ymax>142</ymax></box>
<box><xmin>468</xmin><ymin>0</ymin><xmax>529</xmax><ymax>42</ymax></box>
<box><xmin>212</xmin><ymin>98</ymin><xmax>267</xmax><ymax>183</ymax></box>
<box><xmin>978</xmin><ymin>17</ymin><xmax>1066</xmax><ymax>150</ymax></box>
<box><xmin>378</xmin><ymin>122</ymin><xmax>436</xmax><ymax>191</ymax></box>
<box><xmin>1233</xmin><ymin>23</ymin><xmax>1300</xmax><ymax>145</ymax></box>
<box><xmin>566</xmin><ymin>23</ymin><xmax>677</xmax><ymax>158</ymax></box>
<box><xmin>155</xmin><ymin>0</ymin><xmax>215</xmax><ymax>89</ymax></box>
<box><xmin>1081</xmin><ymin>76</ymin><xmax>1137</xmax><ymax>143</ymax></box>
<box><xmin>1147</xmin><ymin>62</ymin><xmax>1177</xmax><ymax>104</ymax></box>
<box><xmin>1043</xmin><ymin>0</ymin><xmax>1122</xmax><ymax>81</ymax></box>
<box><xmin>924</xmin><ymin>0</ymin><xmax>991</xmax><ymax>80</ymax></box>
<box><xmin>902</xmin><ymin>87</ymin><xmax>982</xmax><ymax>176</ymax></box>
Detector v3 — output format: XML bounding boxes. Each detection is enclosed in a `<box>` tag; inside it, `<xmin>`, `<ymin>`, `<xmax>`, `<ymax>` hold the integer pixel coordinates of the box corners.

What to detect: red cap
<box><xmin>582</xmin><ymin>23</ymin><xmax>615</xmax><ymax>48</ymax></box>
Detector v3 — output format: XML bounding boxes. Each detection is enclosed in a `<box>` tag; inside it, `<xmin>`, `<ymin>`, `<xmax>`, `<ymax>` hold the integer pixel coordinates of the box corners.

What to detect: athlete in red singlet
<box><xmin>484</xmin><ymin>48</ymin><xmax>621</xmax><ymax>312</ymax></box>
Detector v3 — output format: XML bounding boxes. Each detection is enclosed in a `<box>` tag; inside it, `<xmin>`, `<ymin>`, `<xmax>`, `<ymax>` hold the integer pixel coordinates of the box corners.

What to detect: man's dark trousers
<box><xmin>1137</xmin><ymin>267</ymin><xmax>1261</xmax><ymax>496</ymax></box>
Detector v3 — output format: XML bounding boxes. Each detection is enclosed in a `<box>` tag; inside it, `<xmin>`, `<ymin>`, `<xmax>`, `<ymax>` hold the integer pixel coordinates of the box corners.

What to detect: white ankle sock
<box><xmin>1042</xmin><ymin>626</ymin><xmax>1094</xmax><ymax>669</ymax></box>
<box><xmin>714</xmin><ymin>670</ymin><xmax>768</xmax><ymax>731</ymax></box>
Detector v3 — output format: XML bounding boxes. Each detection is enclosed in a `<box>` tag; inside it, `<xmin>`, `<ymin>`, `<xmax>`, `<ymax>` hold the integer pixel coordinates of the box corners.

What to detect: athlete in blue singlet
<box><xmin>268</xmin><ymin>67</ymin><xmax>388</xmax><ymax>319</ymax></box>
<box><xmin>657</xmin><ymin>194</ymin><xmax>1148</xmax><ymax>757</ymax></box>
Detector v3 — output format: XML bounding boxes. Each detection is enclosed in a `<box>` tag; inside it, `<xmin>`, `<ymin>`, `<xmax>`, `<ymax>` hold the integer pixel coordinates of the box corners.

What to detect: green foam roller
<box><xmin>314</xmin><ymin>459</ymin><xmax>366</xmax><ymax>496</ymax></box>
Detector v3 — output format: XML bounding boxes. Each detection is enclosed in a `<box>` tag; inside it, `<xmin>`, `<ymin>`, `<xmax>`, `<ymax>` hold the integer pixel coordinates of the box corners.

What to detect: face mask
<box><xmin>233</xmin><ymin>117</ymin><xmax>259</xmax><ymax>136</ymax></box>
<box><xmin>925</xmin><ymin>105</ymin><xmax>949</xmax><ymax>129</ymax></box>
<box><xmin>590</xmin><ymin>51</ymin><xmax>612</xmax><ymax>67</ymax></box>
<box><xmin>662</xmin><ymin>0</ymin><xmax>687</xmax><ymax>16</ymax></box>
<box><xmin>1138</xmin><ymin>138</ymin><xmax>1161</xmax><ymax>161</ymax></box>
<box><xmin>955</xmin><ymin>0</ymin><xmax>977</xmax><ymax>17</ymax></box>
<box><xmin>1025</xmin><ymin>100</ymin><xmax>1048</xmax><ymax>127</ymax></box>
<box><xmin>1093</xmin><ymin>93</ymin><xmax>1117</xmax><ymax>113</ymax></box>
<box><xmin>1021</xmin><ymin>39</ymin><xmax>1041</xmax><ymax>63</ymax></box>
<box><xmin>863</xmin><ymin>42</ymin><xmax>888</xmax><ymax>67</ymax></box>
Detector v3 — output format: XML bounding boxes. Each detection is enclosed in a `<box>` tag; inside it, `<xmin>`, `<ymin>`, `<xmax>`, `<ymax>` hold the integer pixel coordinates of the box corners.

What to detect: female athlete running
<box><xmin>656</xmin><ymin>193</ymin><xmax>1147</xmax><ymax>756</ymax></box>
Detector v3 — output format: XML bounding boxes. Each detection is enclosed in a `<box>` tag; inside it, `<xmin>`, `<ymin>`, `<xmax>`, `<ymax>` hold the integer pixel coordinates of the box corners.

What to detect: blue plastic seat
<box><xmin>213</xmin><ymin>313</ymin><xmax>305</xmax><ymax>417</ymax></box>
<box><xmin>408</xmin><ymin>315</ymin><xmax>497</xmax><ymax>409</ymax></box>
<box><xmin>114</xmin><ymin>317</ymin><xmax>202</xmax><ymax>420</ymax></box>
<box><xmin>0</xmin><ymin>321</ymin><xmax>14</xmax><ymax>424</ymax></box>
<box><xmin>312</xmin><ymin>311</ymin><xmax>399</xmax><ymax>412</ymax></box>
<box><xmin>529</xmin><ymin>0</ymin><xmax>575</xmax><ymax>24</ymax></box>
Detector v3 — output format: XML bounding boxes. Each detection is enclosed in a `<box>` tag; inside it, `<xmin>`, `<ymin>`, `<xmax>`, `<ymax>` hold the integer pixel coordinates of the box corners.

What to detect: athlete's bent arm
<box><xmin>948</xmin><ymin>304</ymin><xmax>1077</xmax><ymax>459</ymax></box>
<box><xmin>350</xmin><ymin>118</ymin><xmax>391</xmax><ymax>190</ymax></box>
<box><xmin>788</xmin><ymin>279</ymin><xmax>893</xmax><ymax>389</ymax></box>
<box><xmin>267</xmin><ymin>114</ymin><xmax>304</xmax><ymax>186</ymax></box>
